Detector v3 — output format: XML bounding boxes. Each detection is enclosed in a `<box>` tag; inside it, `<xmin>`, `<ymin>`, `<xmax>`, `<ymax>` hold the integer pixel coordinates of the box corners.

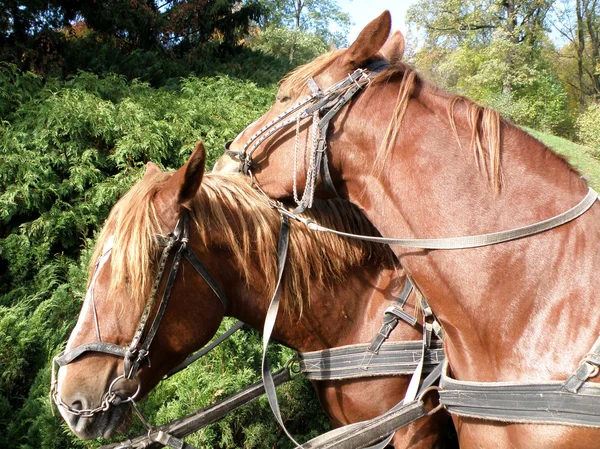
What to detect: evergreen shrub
<box><xmin>0</xmin><ymin>66</ymin><xmax>327</xmax><ymax>448</ymax></box>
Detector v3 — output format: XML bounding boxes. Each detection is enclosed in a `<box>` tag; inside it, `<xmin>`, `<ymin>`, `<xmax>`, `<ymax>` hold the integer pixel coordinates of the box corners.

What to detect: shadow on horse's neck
<box><xmin>215</xmin><ymin>245</ymin><xmax>402</xmax><ymax>353</ymax></box>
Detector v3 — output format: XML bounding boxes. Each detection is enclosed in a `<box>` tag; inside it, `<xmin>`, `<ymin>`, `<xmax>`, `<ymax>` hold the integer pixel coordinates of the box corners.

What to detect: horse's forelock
<box><xmin>90</xmin><ymin>172</ymin><xmax>169</xmax><ymax>313</ymax></box>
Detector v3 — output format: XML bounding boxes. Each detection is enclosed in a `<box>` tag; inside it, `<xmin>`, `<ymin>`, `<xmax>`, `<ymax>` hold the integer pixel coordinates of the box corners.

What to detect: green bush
<box><xmin>0</xmin><ymin>66</ymin><xmax>328</xmax><ymax>448</ymax></box>
<box><xmin>577</xmin><ymin>103</ymin><xmax>600</xmax><ymax>155</ymax></box>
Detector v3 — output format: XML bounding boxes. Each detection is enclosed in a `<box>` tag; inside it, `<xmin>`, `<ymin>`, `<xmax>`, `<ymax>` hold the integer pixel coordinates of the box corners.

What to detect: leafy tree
<box><xmin>551</xmin><ymin>0</ymin><xmax>600</xmax><ymax>106</ymax></box>
<box><xmin>407</xmin><ymin>0</ymin><xmax>573</xmax><ymax>134</ymax></box>
<box><xmin>0</xmin><ymin>0</ymin><xmax>265</xmax><ymax>79</ymax></box>
<box><xmin>248</xmin><ymin>25</ymin><xmax>328</xmax><ymax>65</ymax></box>
<box><xmin>408</xmin><ymin>0</ymin><xmax>554</xmax><ymax>92</ymax></box>
<box><xmin>253</xmin><ymin>0</ymin><xmax>352</xmax><ymax>62</ymax></box>
<box><xmin>577</xmin><ymin>102</ymin><xmax>600</xmax><ymax>151</ymax></box>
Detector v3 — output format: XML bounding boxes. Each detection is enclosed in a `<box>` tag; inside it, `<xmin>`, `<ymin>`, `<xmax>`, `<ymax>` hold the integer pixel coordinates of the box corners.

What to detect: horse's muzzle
<box><xmin>61</xmin><ymin>396</ymin><xmax>131</xmax><ymax>439</ymax></box>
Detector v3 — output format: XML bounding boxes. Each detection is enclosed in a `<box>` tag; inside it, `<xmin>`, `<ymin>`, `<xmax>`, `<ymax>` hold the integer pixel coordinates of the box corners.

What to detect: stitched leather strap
<box><xmin>367</xmin><ymin>279</ymin><xmax>417</xmax><ymax>354</ymax></box>
<box><xmin>440</xmin><ymin>333</ymin><xmax>600</xmax><ymax>428</ymax></box>
<box><xmin>298</xmin><ymin>340</ymin><xmax>444</xmax><ymax>381</ymax></box>
<box><xmin>183</xmin><ymin>247</ymin><xmax>228</xmax><ymax>310</ymax></box>
<box><xmin>54</xmin><ymin>343</ymin><xmax>126</xmax><ymax>366</ymax></box>
<box><xmin>301</xmin><ymin>363</ymin><xmax>444</xmax><ymax>449</ymax></box>
<box><xmin>563</xmin><ymin>334</ymin><xmax>600</xmax><ymax>393</ymax></box>
<box><xmin>301</xmin><ymin>187</ymin><xmax>598</xmax><ymax>249</ymax></box>
<box><xmin>440</xmin><ymin>369</ymin><xmax>600</xmax><ymax>427</ymax></box>
<box><xmin>261</xmin><ymin>215</ymin><xmax>302</xmax><ymax>446</ymax></box>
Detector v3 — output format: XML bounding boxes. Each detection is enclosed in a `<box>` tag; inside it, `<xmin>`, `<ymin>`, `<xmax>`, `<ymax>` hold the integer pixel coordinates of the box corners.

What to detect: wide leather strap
<box><xmin>54</xmin><ymin>342</ymin><xmax>127</xmax><ymax>366</ymax></box>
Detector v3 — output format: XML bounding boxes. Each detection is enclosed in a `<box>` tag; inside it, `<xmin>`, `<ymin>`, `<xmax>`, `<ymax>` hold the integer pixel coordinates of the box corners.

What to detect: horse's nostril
<box><xmin>71</xmin><ymin>400</ymin><xmax>83</xmax><ymax>411</ymax></box>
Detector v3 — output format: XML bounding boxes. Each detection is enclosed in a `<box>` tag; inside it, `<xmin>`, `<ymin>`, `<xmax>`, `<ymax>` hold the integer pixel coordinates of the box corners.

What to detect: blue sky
<box><xmin>336</xmin><ymin>1</ymin><xmax>566</xmax><ymax>46</ymax></box>
<box><xmin>337</xmin><ymin>0</ymin><xmax>419</xmax><ymax>41</ymax></box>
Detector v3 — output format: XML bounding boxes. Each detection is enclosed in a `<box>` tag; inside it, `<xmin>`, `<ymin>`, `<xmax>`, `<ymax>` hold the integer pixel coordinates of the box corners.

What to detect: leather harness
<box><xmin>51</xmin><ymin>211</ymin><xmax>227</xmax><ymax>420</ymax></box>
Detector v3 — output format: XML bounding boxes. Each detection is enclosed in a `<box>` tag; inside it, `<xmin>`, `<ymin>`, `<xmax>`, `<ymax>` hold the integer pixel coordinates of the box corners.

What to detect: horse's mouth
<box><xmin>66</xmin><ymin>403</ymin><xmax>132</xmax><ymax>440</ymax></box>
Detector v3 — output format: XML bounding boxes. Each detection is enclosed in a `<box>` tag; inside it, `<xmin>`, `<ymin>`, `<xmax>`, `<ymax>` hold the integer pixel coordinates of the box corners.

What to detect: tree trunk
<box><xmin>501</xmin><ymin>0</ymin><xmax>517</xmax><ymax>94</ymax></box>
<box><xmin>586</xmin><ymin>0</ymin><xmax>600</xmax><ymax>100</ymax></box>
<box><xmin>577</xmin><ymin>0</ymin><xmax>587</xmax><ymax>106</ymax></box>
<box><xmin>289</xmin><ymin>0</ymin><xmax>303</xmax><ymax>63</ymax></box>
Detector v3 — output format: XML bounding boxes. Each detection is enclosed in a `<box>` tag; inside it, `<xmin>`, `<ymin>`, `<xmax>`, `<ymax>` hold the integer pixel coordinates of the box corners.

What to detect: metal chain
<box><xmin>293</xmin><ymin>110</ymin><xmax>321</xmax><ymax>210</ymax></box>
<box><xmin>51</xmin><ymin>365</ymin><xmax>141</xmax><ymax>418</ymax></box>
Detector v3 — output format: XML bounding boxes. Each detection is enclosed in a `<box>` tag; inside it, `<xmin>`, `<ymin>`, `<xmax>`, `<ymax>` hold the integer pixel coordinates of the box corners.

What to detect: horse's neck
<box><xmin>336</xmin><ymin>89</ymin><xmax>600</xmax><ymax>381</ymax></box>
<box><xmin>225</xmin><ymin>262</ymin><xmax>400</xmax><ymax>353</ymax></box>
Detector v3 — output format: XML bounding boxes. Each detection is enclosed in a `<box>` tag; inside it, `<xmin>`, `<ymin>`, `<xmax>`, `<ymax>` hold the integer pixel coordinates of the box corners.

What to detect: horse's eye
<box><xmin>276</xmin><ymin>95</ymin><xmax>291</xmax><ymax>103</ymax></box>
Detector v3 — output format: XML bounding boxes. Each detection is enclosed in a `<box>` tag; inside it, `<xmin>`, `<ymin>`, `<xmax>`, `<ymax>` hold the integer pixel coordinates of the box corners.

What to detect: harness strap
<box><xmin>125</xmin><ymin>211</ymin><xmax>230</xmax><ymax>379</ymax></box>
<box><xmin>152</xmin><ymin>431</ymin><xmax>194</xmax><ymax>449</ymax></box>
<box><xmin>53</xmin><ymin>209</ymin><xmax>232</xmax><ymax>419</ymax></box>
<box><xmin>126</xmin><ymin>235</ymin><xmax>187</xmax><ymax>377</ymax></box>
<box><xmin>439</xmin><ymin>362</ymin><xmax>600</xmax><ymax>427</ymax></box>
<box><xmin>292</xmin><ymin>75</ymin><xmax>371</xmax><ymax>212</ymax></box>
<box><xmin>124</xmin><ymin>224</ymin><xmax>181</xmax><ymax>378</ymax></box>
<box><xmin>299</xmin><ymin>187</ymin><xmax>598</xmax><ymax>249</ymax></box>
<box><xmin>101</xmin><ymin>368</ymin><xmax>294</xmax><ymax>449</ymax></box>
<box><xmin>260</xmin><ymin>214</ymin><xmax>303</xmax><ymax>446</ymax></box>
<box><xmin>164</xmin><ymin>321</ymin><xmax>244</xmax><ymax>379</ymax></box>
<box><xmin>183</xmin><ymin>247</ymin><xmax>228</xmax><ymax>310</ymax></box>
<box><xmin>54</xmin><ymin>342</ymin><xmax>126</xmax><ymax>366</ymax></box>
<box><xmin>298</xmin><ymin>340</ymin><xmax>444</xmax><ymax>381</ymax></box>
<box><xmin>241</xmin><ymin>93</ymin><xmax>320</xmax><ymax>173</ymax></box>
<box><xmin>367</xmin><ymin>280</ymin><xmax>417</xmax><ymax>355</ymax></box>
<box><xmin>563</xmin><ymin>334</ymin><xmax>600</xmax><ymax>393</ymax></box>
<box><xmin>302</xmin><ymin>402</ymin><xmax>427</xmax><ymax>449</ymax></box>
<box><xmin>366</xmin><ymin>60</ymin><xmax>392</xmax><ymax>72</ymax></box>
<box><xmin>301</xmin><ymin>363</ymin><xmax>444</xmax><ymax>449</ymax></box>
<box><xmin>440</xmin><ymin>334</ymin><xmax>600</xmax><ymax>427</ymax></box>
<box><xmin>319</xmin><ymin>146</ymin><xmax>338</xmax><ymax>197</ymax></box>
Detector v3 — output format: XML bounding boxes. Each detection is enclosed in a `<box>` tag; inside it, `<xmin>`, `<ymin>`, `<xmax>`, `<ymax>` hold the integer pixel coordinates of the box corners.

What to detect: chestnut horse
<box><xmin>53</xmin><ymin>142</ymin><xmax>451</xmax><ymax>448</ymax></box>
<box><xmin>221</xmin><ymin>11</ymin><xmax>600</xmax><ymax>449</ymax></box>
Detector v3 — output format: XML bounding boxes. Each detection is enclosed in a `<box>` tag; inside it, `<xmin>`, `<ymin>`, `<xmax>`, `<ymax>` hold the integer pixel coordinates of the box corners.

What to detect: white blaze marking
<box><xmin>57</xmin><ymin>236</ymin><xmax>114</xmax><ymax>396</ymax></box>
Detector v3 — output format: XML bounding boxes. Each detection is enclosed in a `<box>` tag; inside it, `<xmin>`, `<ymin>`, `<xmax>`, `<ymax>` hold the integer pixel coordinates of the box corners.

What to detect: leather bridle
<box><xmin>51</xmin><ymin>210</ymin><xmax>228</xmax><ymax>418</ymax></box>
<box><xmin>225</xmin><ymin>61</ymin><xmax>390</xmax><ymax>212</ymax></box>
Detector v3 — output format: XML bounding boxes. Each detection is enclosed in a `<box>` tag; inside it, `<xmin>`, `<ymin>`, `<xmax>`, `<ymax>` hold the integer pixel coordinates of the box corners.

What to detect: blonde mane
<box><xmin>285</xmin><ymin>56</ymin><xmax>502</xmax><ymax>190</ymax></box>
<box><xmin>90</xmin><ymin>172</ymin><xmax>396</xmax><ymax>314</ymax></box>
<box><xmin>282</xmin><ymin>50</ymin><xmax>344</xmax><ymax>94</ymax></box>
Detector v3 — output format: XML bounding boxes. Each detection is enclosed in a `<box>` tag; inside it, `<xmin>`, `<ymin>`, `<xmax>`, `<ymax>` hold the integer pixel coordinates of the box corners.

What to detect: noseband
<box><xmin>51</xmin><ymin>210</ymin><xmax>228</xmax><ymax>418</ymax></box>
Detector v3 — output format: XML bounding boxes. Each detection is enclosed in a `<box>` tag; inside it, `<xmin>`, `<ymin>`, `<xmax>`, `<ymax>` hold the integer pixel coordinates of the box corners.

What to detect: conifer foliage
<box><xmin>0</xmin><ymin>64</ymin><xmax>327</xmax><ymax>448</ymax></box>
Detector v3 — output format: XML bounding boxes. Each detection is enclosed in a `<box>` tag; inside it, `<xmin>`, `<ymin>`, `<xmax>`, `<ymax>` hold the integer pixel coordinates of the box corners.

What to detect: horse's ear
<box><xmin>145</xmin><ymin>161</ymin><xmax>162</xmax><ymax>176</ymax></box>
<box><xmin>178</xmin><ymin>140</ymin><xmax>206</xmax><ymax>206</ymax></box>
<box><xmin>379</xmin><ymin>30</ymin><xmax>405</xmax><ymax>63</ymax></box>
<box><xmin>341</xmin><ymin>11</ymin><xmax>391</xmax><ymax>69</ymax></box>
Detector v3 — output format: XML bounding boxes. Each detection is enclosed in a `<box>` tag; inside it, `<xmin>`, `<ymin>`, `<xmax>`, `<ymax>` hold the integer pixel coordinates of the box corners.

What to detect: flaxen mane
<box><xmin>90</xmin><ymin>171</ymin><xmax>396</xmax><ymax>314</ymax></box>
<box><xmin>283</xmin><ymin>52</ymin><xmax>503</xmax><ymax>190</ymax></box>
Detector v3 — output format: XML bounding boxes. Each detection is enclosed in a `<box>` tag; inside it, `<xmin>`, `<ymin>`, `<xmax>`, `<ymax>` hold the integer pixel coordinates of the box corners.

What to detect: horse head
<box><xmin>54</xmin><ymin>142</ymin><xmax>226</xmax><ymax>439</ymax></box>
<box><xmin>219</xmin><ymin>11</ymin><xmax>398</xmax><ymax>203</ymax></box>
